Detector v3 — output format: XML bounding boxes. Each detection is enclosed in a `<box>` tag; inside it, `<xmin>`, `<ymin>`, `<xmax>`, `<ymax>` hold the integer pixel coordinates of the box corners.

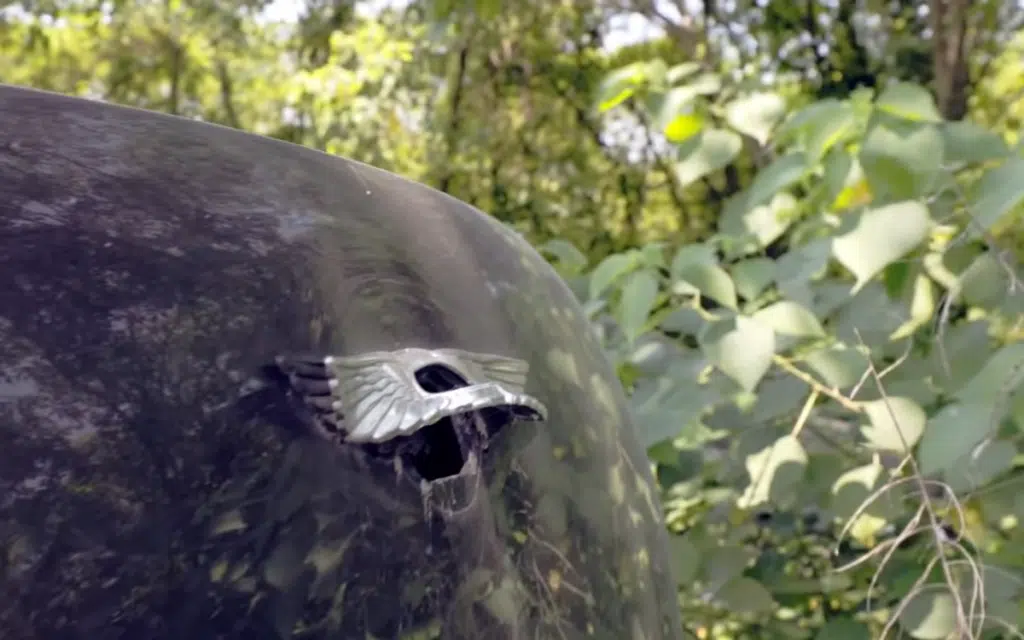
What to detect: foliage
<box><xmin>541</xmin><ymin>70</ymin><xmax>1024</xmax><ymax>638</ymax></box>
<box><xmin>5</xmin><ymin>0</ymin><xmax>1024</xmax><ymax>637</ymax></box>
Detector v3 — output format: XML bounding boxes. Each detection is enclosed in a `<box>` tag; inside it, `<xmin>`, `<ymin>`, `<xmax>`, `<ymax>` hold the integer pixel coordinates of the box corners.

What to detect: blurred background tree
<box><xmin>5</xmin><ymin>0</ymin><xmax>1020</xmax><ymax>251</ymax></box>
<box><xmin>4</xmin><ymin>0</ymin><xmax>1024</xmax><ymax>637</ymax></box>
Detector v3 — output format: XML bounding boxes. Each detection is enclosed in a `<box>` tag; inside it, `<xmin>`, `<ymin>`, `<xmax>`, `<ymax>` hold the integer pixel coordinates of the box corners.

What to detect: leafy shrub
<box><xmin>543</xmin><ymin>72</ymin><xmax>1024</xmax><ymax>639</ymax></box>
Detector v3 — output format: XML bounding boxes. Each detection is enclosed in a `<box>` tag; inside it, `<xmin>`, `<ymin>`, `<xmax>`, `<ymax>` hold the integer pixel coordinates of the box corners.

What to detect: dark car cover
<box><xmin>0</xmin><ymin>85</ymin><xmax>682</xmax><ymax>640</ymax></box>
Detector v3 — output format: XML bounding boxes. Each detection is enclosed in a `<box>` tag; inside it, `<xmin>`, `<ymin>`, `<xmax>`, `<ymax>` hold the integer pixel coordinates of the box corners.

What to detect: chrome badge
<box><xmin>275</xmin><ymin>348</ymin><xmax>547</xmax><ymax>444</ymax></box>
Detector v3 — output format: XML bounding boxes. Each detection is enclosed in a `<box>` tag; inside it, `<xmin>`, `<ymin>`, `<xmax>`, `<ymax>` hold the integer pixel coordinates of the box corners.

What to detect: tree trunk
<box><xmin>930</xmin><ymin>0</ymin><xmax>972</xmax><ymax>120</ymax></box>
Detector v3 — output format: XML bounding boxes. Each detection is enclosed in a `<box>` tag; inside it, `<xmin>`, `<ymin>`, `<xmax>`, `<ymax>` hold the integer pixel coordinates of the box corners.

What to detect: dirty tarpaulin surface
<box><xmin>0</xmin><ymin>85</ymin><xmax>683</xmax><ymax>640</ymax></box>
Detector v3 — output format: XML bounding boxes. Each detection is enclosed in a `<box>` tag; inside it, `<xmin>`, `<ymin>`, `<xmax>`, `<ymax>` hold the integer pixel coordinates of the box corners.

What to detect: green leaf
<box><xmin>632</xmin><ymin>379</ymin><xmax>711</xmax><ymax>447</ymax></box>
<box><xmin>674</xmin><ymin>129</ymin><xmax>743</xmax><ymax>187</ymax></box>
<box><xmin>942</xmin><ymin>121</ymin><xmax>1010</xmax><ymax>165</ymax></box>
<box><xmin>965</xmin><ymin>157</ymin><xmax>1024</xmax><ymax>237</ymax></box>
<box><xmin>659</xmin><ymin>306</ymin><xmax>706</xmax><ymax>335</ymax></box>
<box><xmin>626</xmin><ymin>350</ymin><xmax>716</xmax><ymax>444</ymax></box>
<box><xmin>737</xmin><ymin>434</ymin><xmax>808</xmax><ymax>508</ymax></box>
<box><xmin>746</xmin><ymin>152</ymin><xmax>807</xmax><ymax>209</ymax></box>
<box><xmin>642</xmin><ymin>59</ymin><xmax>668</xmax><ymax>87</ymax></box>
<box><xmin>716</xmin><ymin>577</ymin><xmax>776</xmax><ymax>614</ymax></box>
<box><xmin>751</xmin><ymin>301</ymin><xmax>825</xmax><ymax>338</ymax></box>
<box><xmin>890</xmin><ymin>273</ymin><xmax>936</xmax><ymax>340</ymax></box>
<box><xmin>831</xmin><ymin>282</ymin><xmax>908</xmax><ymax>348</ymax></box>
<box><xmin>805</xmin><ymin>344</ymin><xmax>867</xmax><ymax>389</ymax></box>
<box><xmin>943</xmin><ymin>437</ymin><xmax>1016</xmax><ymax>493</ymax></box>
<box><xmin>832</xmin><ymin>201</ymin><xmax>932</xmax><ymax>292</ymax></box>
<box><xmin>731</xmin><ymin>258</ymin><xmax>777</xmax><ymax>301</ymax></box>
<box><xmin>724</xmin><ymin>92</ymin><xmax>786</xmax><ymax>145</ymax></box>
<box><xmin>860</xmin><ymin>396</ymin><xmax>927</xmax><ymax>453</ymax></box>
<box><xmin>968</xmin><ymin>561</ymin><xmax>1024</xmax><ymax>621</ymax></box>
<box><xmin>958</xmin><ymin>252</ymin><xmax>1009</xmax><ymax>309</ymax></box>
<box><xmin>921</xmin><ymin>250</ymin><xmax>962</xmax><ymax>292</ymax></box>
<box><xmin>777</xmin><ymin>237</ymin><xmax>832</xmax><ymax>286</ymax></box>
<box><xmin>627</xmin><ymin>334</ymin><xmax>682</xmax><ymax>374</ymax></box>
<box><xmin>640</xmin><ymin>242</ymin><xmax>667</xmax><ymax>268</ymax></box>
<box><xmin>589</xmin><ymin>252</ymin><xmax>639</xmax><ymax>300</ymax></box>
<box><xmin>748</xmin><ymin>376</ymin><xmax>807</xmax><ymax>423</ymax></box>
<box><xmin>806</xmin><ymin>103</ymin><xmax>857</xmax><ymax>163</ymax></box>
<box><xmin>540</xmin><ymin>239</ymin><xmax>587</xmax><ymax>275</ymax></box>
<box><xmin>683</xmin><ymin>72</ymin><xmax>723</xmax><ymax>96</ymax></box>
<box><xmin>666</xmin><ymin>62</ymin><xmax>701</xmax><ymax>84</ymax></box>
<box><xmin>860</xmin><ymin>121</ymin><xmax>944</xmax><ymax>201</ymax></box>
<box><xmin>655</xmin><ymin>75</ymin><xmax>722</xmax><ymax>127</ymax></box>
<box><xmin>875</xmin><ymin>81</ymin><xmax>942</xmax><ymax>123</ymax></box>
<box><xmin>1012</xmin><ymin>390</ymin><xmax>1024</xmax><ymax>431</ymax></box>
<box><xmin>819</xmin><ymin>147</ymin><xmax>855</xmax><ymax>207</ymax></box>
<box><xmin>651</xmin><ymin>86</ymin><xmax>694</xmax><ymax>131</ymax></box>
<box><xmin>897</xmin><ymin>589</ymin><xmax>957</xmax><ymax>639</ymax></box>
<box><xmin>668</xmin><ymin>535</ymin><xmax>701</xmax><ymax>585</ymax></box>
<box><xmin>776</xmin><ymin>98</ymin><xmax>844</xmax><ymax>142</ymax></box>
<box><xmin>931</xmin><ymin>315</ymin><xmax>989</xmax><ymax>375</ymax></box>
<box><xmin>700</xmin><ymin>315</ymin><xmax>776</xmax><ymax>391</ymax></box>
<box><xmin>830</xmin><ymin>461</ymin><xmax>884</xmax><ymax>519</ymax></box>
<box><xmin>702</xmin><ymin>544</ymin><xmax>755</xmax><ymax>588</ymax></box>
<box><xmin>812</xmin><ymin>282</ymin><xmax>858</xmax><ymax>318</ymax></box>
<box><xmin>720</xmin><ymin>192</ymin><xmax>798</xmax><ymax>251</ymax></box>
<box><xmin>883</xmin><ymin>261</ymin><xmax>913</xmax><ymax>298</ymax></box>
<box><xmin>955</xmin><ymin>342</ymin><xmax>1024</xmax><ymax>407</ymax></box>
<box><xmin>617</xmin><ymin>268</ymin><xmax>660</xmax><ymax>343</ymax></box>
<box><xmin>670</xmin><ymin>244</ymin><xmax>717</xmax><ymax>275</ymax></box>
<box><xmin>674</xmin><ymin>263</ymin><xmax>738</xmax><ymax>310</ymax></box>
<box><xmin>881</xmin><ymin>370</ymin><xmax>941</xmax><ymax>410</ymax></box>
<box><xmin>917</xmin><ymin>403</ymin><xmax>994</xmax><ymax>475</ymax></box>
<box><xmin>664</xmin><ymin>113</ymin><xmax>704</xmax><ymax>143</ymax></box>
<box><xmin>596</xmin><ymin>62</ymin><xmax>645</xmax><ymax>111</ymax></box>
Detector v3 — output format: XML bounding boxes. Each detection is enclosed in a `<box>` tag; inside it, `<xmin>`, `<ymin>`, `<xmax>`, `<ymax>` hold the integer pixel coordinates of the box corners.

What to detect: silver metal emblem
<box><xmin>277</xmin><ymin>348</ymin><xmax>547</xmax><ymax>444</ymax></box>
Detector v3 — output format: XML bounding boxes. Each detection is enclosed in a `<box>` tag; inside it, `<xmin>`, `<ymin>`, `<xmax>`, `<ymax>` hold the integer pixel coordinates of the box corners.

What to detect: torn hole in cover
<box><xmin>273</xmin><ymin>348</ymin><xmax>547</xmax><ymax>483</ymax></box>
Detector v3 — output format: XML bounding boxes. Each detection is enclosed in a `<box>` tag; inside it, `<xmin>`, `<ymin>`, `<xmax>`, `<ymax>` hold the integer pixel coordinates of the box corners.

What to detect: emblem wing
<box><xmin>440</xmin><ymin>349</ymin><xmax>531</xmax><ymax>393</ymax></box>
<box><xmin>291</xmin><ymin>348</ymin><xmax>550</xmax><ymax>445</ymax></box>
<box><xmin>443</xmin><ymin>350</ymin><xmax>547</xmax><ymax>422</ymax></box>
<box><xmin>326</xmin><ymin>353</ymin><xmax>432</xmax><ymax>443</ymax></box>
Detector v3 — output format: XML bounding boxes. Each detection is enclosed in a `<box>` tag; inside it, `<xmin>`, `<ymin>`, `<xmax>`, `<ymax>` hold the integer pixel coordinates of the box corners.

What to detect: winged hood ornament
<box><xmin>277</xmin><ymin>348</ymin><xmax>547</xmax><ymax>444</ymax></box>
